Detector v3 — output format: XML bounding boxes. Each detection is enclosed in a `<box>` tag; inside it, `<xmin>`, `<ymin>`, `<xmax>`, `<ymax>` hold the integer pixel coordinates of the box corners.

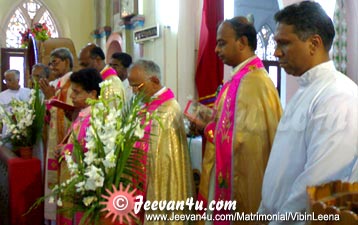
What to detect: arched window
<box><xmin>5</xmin><ymin>0</ymin><xmax>59</xmax><ymax>48</ymax></box>
<box><xmin>256</xmin><ymin>24</ymin><xmax>281</xmax><ymax>96</ymax></box>
<box><xmin>255</xmin><ymin>24</ymin><xmax>276</xmax><ymax>61</ymax></box>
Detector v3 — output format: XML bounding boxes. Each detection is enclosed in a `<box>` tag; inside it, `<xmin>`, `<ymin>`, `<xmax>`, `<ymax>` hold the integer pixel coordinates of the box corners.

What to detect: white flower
<box><xmin>92</xmin><ymin>117</ymin><xmax>103</xmax><ymax>130</ymax></box>
<box><xmin>85</xmin><ymin>165</ymin><xmax>101</xmax><ymax>177</ymax></box>
<box><xmin>135</xmin><ymin>124</ymin><xmax>144</xmax><ymax>139</ymax></box>
<box><xmin>106</xmin><ymin>110</ymin><xmax>117</xmax><ymax>122</ymax></box>
<box><xmin>65</xmin><ymin>154</ymin><xmax>73</xmax><ymax>163</ymax></box>
<box><xmin>98</xmin><ymin>123</ymin><xmax>117</xmax><ymax>151</ymax></box>
<box><xmin>52</xmin><ymin>185</ymin><xmax>59</xmax><ymax>191</ymax></box>
<box><xmin>65</xmin><ymin>154</ymin><xmax>78</xmax><ymax>174</ymax></box>
<box><xmin>99</xmin><ymin>79</ymin><xmax>112</xmax><ymax>88</ymax></box>
<box><xmin>83</xmin><ymin>196</ymin><xmax>97</xmax><ymax>206</ymax></box>
<box><xmin>48</xmin><ymin>196</ymin><xmax>54</xmax><ymax>204</ymax></box>
<box><xmin>84</xmin><ymin>151</ymin><xmax>96</xmax><ymax>165</ymax></box>
<box><xmin>85</xmin><ymin>127</ymin><xmax>97</xmax><ymax>150</ymax></box>
<box><xmin>57</xmin><ymin>198</ymin><xmax>63</xmax><ymax>207</ymax></box>
<box><xmin>123</xmin><ymin>124</ymin><xmax>131</xmax><ymax>134</ymax></box>
<box><xmin>75</xmin><ymin>181</ymin><xmax>86</xmax><ymax>192</ymax></box>
<box><xmin>43</xmin><ymin>86</ymin><xmax>158</xmax><ymax>218</ymax></box>
<box><xmin>0</xmin><ymin>88</ymin><xmax>44</xmax><ymax>147</ymax></box>
<box><xmin>103</xmin><ymin>143</ymin><xmax>115</xmax><ymax>155</ymax></box>
<box><xmin>94</xmin><ymin>176</ymin><xmax>104</xmax><ymax>188</ymax></box>
<box><xmin>103</xmin><ymin>151</ymin><xmax>116</xmax><ymax>168</ymax></box>
<box><xmin>84</xmin><ymin>165</ymin><xmax>104</xmax><ymax>191</ymax></box>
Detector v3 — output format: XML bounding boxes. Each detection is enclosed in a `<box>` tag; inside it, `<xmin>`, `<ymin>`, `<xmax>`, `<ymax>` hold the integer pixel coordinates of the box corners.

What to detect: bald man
<box><xmin>78</xmin><ymin>44</ymin><xmax>125</xmax><ymax>101</ymax></box>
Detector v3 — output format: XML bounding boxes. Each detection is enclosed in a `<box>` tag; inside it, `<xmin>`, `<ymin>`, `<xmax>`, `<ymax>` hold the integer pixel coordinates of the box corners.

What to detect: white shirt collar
<box><xmin>297</xmin><ymin>61</ymin><xmax>335</xmax><ymax>87</ymax></box>
<box><xmin>153</xmin><ymin>86</ymin><xmax>167</xmax><ymax>98</ymax></box>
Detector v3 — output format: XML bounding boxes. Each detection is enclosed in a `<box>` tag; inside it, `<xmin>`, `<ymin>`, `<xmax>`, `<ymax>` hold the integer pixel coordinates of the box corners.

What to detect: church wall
<box><xmin>38</xmin><ymin>0</ymin><xmax>95</xmax><ymax>54</ymax></box>
<box><xmin>131</xmin><ymin>0</ymin><xmax>200</xmax><ymax>108</ymax></box>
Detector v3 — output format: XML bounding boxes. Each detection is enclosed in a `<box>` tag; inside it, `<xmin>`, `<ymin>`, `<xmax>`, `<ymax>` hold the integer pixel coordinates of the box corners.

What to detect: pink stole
<box><xmin>214</xmin><ymin>57</ymin><xmax>264</xmax><ymax>224</ymax></box>
<box><xmin>62</xmin><ymin>109</ymin><xmax>91</xmax><ymax>155</ymax></box>
<box><xmin>133</xmin><ymin>88</ymin><xmax>175</xmax><ymax>219</ymax></box>
<box><xmin>57</xmin><ymin>109</ymin><xmax>90</xmax><ymax>224</ymax></box>
<box><xmin>101</xmin><ymin>66</ymin><xmax>117</xmax><ymax>80</ymax></box>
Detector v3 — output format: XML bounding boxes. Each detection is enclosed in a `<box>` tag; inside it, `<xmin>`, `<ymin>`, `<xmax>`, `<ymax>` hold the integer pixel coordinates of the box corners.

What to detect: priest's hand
<box><xmin>54</xmin><ymin>145</ymin><xmax>63</xmax><ymax>160</ymax></box>
<box><xmin>186</xmin><ymin>115</ymin><xmax>210</xmax><ymax>134</ymax></box>
<box><xmin>39</xmin><ymin>78</ymin><xmax>56</xmax><ymax>99</ymax></box>
<box><xmin>64</xmin><ymin>108</ymin><xmax>79</xmax><ymax>122</ymax></box>
<box><xmin>188</xmin><ymin>121</ymin><xmax>204</xmax><ymax>136</ymax></box>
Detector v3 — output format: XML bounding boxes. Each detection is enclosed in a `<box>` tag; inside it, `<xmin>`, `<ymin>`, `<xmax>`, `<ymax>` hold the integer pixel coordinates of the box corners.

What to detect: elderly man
<box><xmin>0</xmin><ymin>69</ymin><xmax>31</xmax><ymax>136</ymax></box>
<box><xmin>78</xmin><ymin>44</ymin><xmax>125</xmax><ymax>101</ymax></box>
<box><xmin>30</xmin><ymin>63</ymin><xmax>50</xmax><ymax>178</ymax></box>
<box><xmin>128</xmin><ymin>59</ymin><xmax>194</xmax><ymax>225</ymax></box>
<box><xmin>258</xmin><ymin>2</ymin><xmax>358</xmax><ymax>225</ymax></box>
<box><xmin>31</xmin><ymin>63</ymin><xmax>50</xmax><ymax>87</ymax></box>
<box><xmin>39</xmin><ymin>47</ymin><xmax>74</xmax><ymax>224</ymax></box>
<box><xmin>192</xmin><ymin>16</ymin><xmax>282</xmax><ymax>225</ymax></box>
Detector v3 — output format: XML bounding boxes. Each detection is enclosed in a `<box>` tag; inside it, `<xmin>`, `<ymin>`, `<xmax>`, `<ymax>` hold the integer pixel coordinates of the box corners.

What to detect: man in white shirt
<box><xmin>0</xmin><ymin>69</ymin><xmax>31</xmax><ymax>136</ymax></box>
<box><xmin>258</xmin><ymin>2</ymin><xmax>358</xmax><ymax>225</ymax></box>
<box><xmin>110</xmin><ymin>52</ymin><xmax>133</xmax><ymax>102</ymax></box>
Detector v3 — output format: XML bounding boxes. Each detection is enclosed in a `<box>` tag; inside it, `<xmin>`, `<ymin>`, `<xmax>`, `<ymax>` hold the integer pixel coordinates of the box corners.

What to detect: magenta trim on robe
<box><xmin>214</xmin><ymin>57</ymin><xmax>264</xmax><ymax>225</ymax></box>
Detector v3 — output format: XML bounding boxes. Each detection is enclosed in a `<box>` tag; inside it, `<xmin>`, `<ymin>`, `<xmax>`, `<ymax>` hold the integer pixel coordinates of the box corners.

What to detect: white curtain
<box><xmin>346</xmin><ymin>0</ymin><xmax>358</xmax><ymax>84</ymax></box>
<box><xmin>332</xmin><ymin>0</ymin><xmax>347</xmax><ymax>74</ymax></box>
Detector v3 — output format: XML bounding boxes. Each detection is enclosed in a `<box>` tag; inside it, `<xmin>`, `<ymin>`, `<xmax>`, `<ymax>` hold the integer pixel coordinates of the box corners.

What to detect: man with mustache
<box><xmin>258</xmin><ymin>2</ymin><xmax>358</xmax><ymax>225</ymax></box>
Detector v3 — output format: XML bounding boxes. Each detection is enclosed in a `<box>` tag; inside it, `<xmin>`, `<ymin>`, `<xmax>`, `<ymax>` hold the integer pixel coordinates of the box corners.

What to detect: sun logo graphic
<box><xmin>100</xmin><ymin>183</ymin><xmax>138</xmax><ymax>224</ymax></box>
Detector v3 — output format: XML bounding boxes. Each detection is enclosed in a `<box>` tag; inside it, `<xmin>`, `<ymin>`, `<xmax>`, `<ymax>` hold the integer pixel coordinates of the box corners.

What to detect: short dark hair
<box><xmin>89</xmin><ymin>46</ymin><xmax>105</xmax><ymax>60</ymax></box>
<box><xmin>70</xmin><ymin>68</ymin><xmax>103</xmax><ymax>97</ymax></box>
<box><xmin>225</xmin><ymin>16</ymin><xmax>257</xmax><ymax>51</ymax></box>
<box><xmin>274</xmin><ymin>1</ymin><xmax>335</xmax><ymax>51</ymax></box>
<box><xmin>111</xmin><ymin>52</ymin><xmax>132</xmax><ymax>68</ymax></box>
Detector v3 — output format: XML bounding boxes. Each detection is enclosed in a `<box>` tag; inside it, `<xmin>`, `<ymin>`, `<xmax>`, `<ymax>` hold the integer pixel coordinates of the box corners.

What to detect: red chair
<box><xmin>0</xmin><ymin>146</ymin><xmax>44</xmax><ymax>225</ymax></box>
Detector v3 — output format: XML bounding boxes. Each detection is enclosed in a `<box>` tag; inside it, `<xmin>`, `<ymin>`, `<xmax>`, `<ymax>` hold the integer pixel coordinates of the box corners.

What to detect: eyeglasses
<box><xmin>130</xmin><ymin>82</ymin><xmax>145</xmax><ymax>90</ymax></box>
<box><xmin>2</xmin><ymin>79</ymin><xmax>15</xmax><ymax>84</ymax></box>
<box><xmin>49</xmin><ymin>58</ymin><xmax>62</xmax><ymax>67</ymax></box>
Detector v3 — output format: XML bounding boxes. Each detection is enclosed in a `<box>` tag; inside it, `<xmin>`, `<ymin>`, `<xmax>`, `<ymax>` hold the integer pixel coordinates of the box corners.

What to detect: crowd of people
<box><xmin>0</xmin><ymin>1</ymin><xmax>357</xmax><ymax>225</ymax></box>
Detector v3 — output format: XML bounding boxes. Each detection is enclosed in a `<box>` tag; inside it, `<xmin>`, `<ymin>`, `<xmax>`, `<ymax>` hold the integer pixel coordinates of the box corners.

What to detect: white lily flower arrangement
<box><xmin>0</xmin><ymin>83</ymin><xmax>45</xmax><ymax>148</ymax></box>
<box><xmin>30</xmin><ymin>80</ymin><xmax>154</xmax><ymax>224</ymax></box>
